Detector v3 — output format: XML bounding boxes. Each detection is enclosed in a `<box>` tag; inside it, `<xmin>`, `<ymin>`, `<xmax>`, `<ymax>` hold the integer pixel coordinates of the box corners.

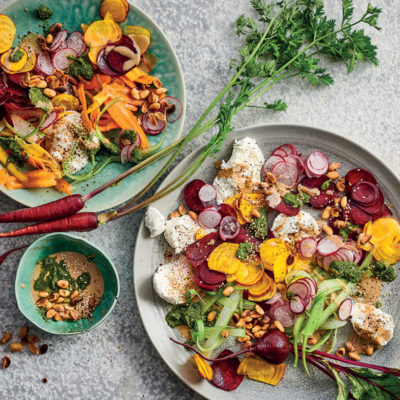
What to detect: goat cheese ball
<box><xmin>164</xmin><ymin>214</ymin><xmax>198</xmax><ymax>253</ymax></box>
<box><xmin>213</xmin><ymin>137</ymin><xmax>264</xmax><ymax>201</ymax></box>
<box><xmin>153</xmin><ymin>257</ymin><xmax>196</xmax><ymax>304</ymax></box>
<box><xmin>351</xmin><ymin>302</ymin><xmax>394</xmax><ymax>347</ymax></box>
<box><xmin>145</xmin><ymin>207</ymin><xmax>166</xmax><ymax>237</ymax></box>
<box><xmin>271</xmin><ymin>211</ymin><xmax>320</xmax><ymax>242</ymax></box>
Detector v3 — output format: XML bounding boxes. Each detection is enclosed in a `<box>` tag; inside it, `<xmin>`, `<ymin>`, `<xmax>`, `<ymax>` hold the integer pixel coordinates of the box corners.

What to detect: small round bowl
<box><xmin>15</xmin><ymin>233</ymin><xmax>120</xmax><ymax>335</ymax></box>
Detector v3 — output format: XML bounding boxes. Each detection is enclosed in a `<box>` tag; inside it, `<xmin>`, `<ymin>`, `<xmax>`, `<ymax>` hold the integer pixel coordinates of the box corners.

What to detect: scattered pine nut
<box><xmin>178</xmin><ymin>205</ymin><xmax>187</xmax><ymax>215</ymax></box>
<box><xmin>221</xmin><ymin>330</ymin><xmax>229</xmax><ymax>338</ymax></box>
<box><xmin>19</xmin><ymin>326</ymin><xmax>29</xmax><ymax>339</ymax></box>
<box><xmin>56</xmin><ymin>280</ymin><xmax>68</xmax><ymax>289</ymax></box>
<box><xmin>345</xmin><ymin>341</ymin><xmax>355</xmax><ymax>353</ymax></box>
<box><xmin>236</xmin><ymin>318</ymin><xmax>245</xmax><ymax>328</ymax></box>
<box><xmin>222</xmin><ymin>286</ymin><xmax>234</xmax><ymax>296</ymax></box>
<box><xmin>188</xmin><ymin>211</ymin><xmax>198</xmax><ymax>221</ymax></box>
<box><xmin>365</xmin><ymin>346</ymin><xmax>374</xmax><ymax>356</ymax></box>
<box><xmin>169</xmin><ymin>211</ymin><xmax>180</xmax><ymax>219</ymax></box>
<box><xmin>326</xmin><ymin>171</ymin><xmax>340</xmax><ymax>180</ymax></box>
<box><xmin>328</xmin><ymin>162</ymin><xmax>341</xmax><ymax>171</ymax></box>
<box><xmin>336</xmin><ymin>181</ymin><xmax>345</xmax><ymax>192</ymax></box>
<box><xmin>274</xmin><ymin>320</ymin><xmax>285</xmax><ymax>333</ymax></box>
<box><xmin>254</xmin><ymin>304</ymin><xmax>264</xmax><ymax>315</ymax></box>
<box><xmin>1</xmin><ymin>332</ymin><xmax>12</xmax><ymax>345</ymax></box>
<box><xmin>336</xmin><ymin>347</ymin><xmax>346</xmax><ymax>357</ymax></box>
<box><xmin>1</xmin><ymin>356</ymin><xmax>10</xmax><ymax>369</ymax></box>
<box><xmin>340</xmin><ymin>196</ymin><xmax>348</xmax><ymax>209</ymax></box>
<box><xmin>348</xmin><ymin>352</ymin><xmax>360</xmax><ymax>361</ymax></box>
<box><xmin>28</xmin><ymin>343</ymin><xmax>39</xmax><ymax>355</ymax></box>
<box><xmin>321</xmin><ymin>206</ymin><xmax>332</xmax><ymax>220</ymax></box>
<box><xmin>10</xmin><ymin>342</ymin><xmax>23</xmax><ymax>352</ymax></box>
<box><xmin>207</xmin><ymin>311</ymin><xmax>217</xmax><ymax>322</ymax></box>
<box><xmin>307</xmin><ymin>337</ymin><xmax>318</xmax><ymax>346</ymax></box>
<box><xmin>322</xmin><ymin>224</ymin><xmax>333</xmax><ymax>235</ymax></box>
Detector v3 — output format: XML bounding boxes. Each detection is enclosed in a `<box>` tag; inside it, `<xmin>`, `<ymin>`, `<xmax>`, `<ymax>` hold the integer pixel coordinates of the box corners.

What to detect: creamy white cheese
<box><xmin>164</xmin><ymin>214</ymin><xmax>199</xmax><ymax>253</ymax></box>
<box><xmin>213</xmin><ymin>137</ymin><xmax>264</xmax><ymax>201</ymax></box>
<box><xmin>144</xmin><ymin>206</ymin><xmax>166</xmax><ymax>237</ymax></box>
<box><xmin>271</xmin><ymin>211</ymin><xmax>319</xmax><ymax>242</ymax></box>
<box><xmin>351</xmin><ymin>302</ymin><xmax>394</xmax><ymax>346</ymax></box>
<box><xmin>153</xmin><ymin>256</ymin><xmax>196</xmax><ymax>304</ymax></box>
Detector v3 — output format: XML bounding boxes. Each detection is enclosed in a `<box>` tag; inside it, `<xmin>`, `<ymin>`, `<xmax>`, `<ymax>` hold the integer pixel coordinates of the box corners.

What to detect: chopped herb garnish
<box><xmin>66</xmin><ymin>52</ymin><xmax>94</xmax><ymax>81</ymax></box>
<box><xmin>248</xmin><ymin>206</ymin><xmax>268</xmax><ymax>239</ymax></box>
<box><xmin>283</xmin><ymin>192</ymin><xmax>311</xmax><ymax>208</ymax></box>
<box><xmin>0</xmin><ymin>137</ymin><xmax>28</xmax><ymax>168</ymax></box>
<box><xmin>236</xmin><ymin>241</ymin><xmax>255</xmax><ymax>260</ymax></box>
<box><xmin>338</xmin><ymin>222</ymin><xmax>359</xmax><ymax>242</ymax></box>
<box><xmin>29</xmin><ymin>87</ymin><xmax>51</xmax><ymax>111</ymax></box>
<box><xmin>37</xmin><ymin>5</ymin><xmax>53</xmax><ymax>20</ymax></box>
<box><xmin>10</xmin><ymin>48</ymin><xmax>24</xmax><ymax>63</ymax></box>
<box><xmin>321</xmin><ymin>179</ymin><xmax>332</xmax><ymax>191</ymax></box>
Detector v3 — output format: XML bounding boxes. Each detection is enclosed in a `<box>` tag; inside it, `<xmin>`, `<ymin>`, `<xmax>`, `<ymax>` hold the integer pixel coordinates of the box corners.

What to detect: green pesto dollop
<box><xmin>236</xmin><ymin>241</ymin><xmax>255</xmax><ymax>260</ymax></box>
<box><xmin>283</xmin><ymin>192</ymin><xmax>311</xmax><ymax>208</ymax></box>
<box><xmin>77</xmin><ymin>272</ymin><xmax>91</xmax><ymax>290</ymax></box>
<box><xmin>37</xmin><ymin>5</ymin><xmax>53</xmax><ymax>20</ymax></box>
<box><xmin>66</xmin><ymin>53</ymin><xmax>94</xmax><ymax>81</ymax></box>
<box><xmin>248</xmin><ymin>207</ymin><xmax>268</xmax><ymax>240</ymax></box>
<box><xmin>10</xmin><ymin>48</ymin><xmax>24</xmax><ymax>63</ymax></box>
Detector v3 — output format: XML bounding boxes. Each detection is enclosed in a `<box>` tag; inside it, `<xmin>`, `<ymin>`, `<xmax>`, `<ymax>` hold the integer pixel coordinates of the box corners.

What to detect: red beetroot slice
<box><xmin>273</xmin><ymin>306</ymin><xmax>295</xmax><ymax>327</ymax></box>
<box><xmin>350</xmin><ymin>181</ymin><xmax>379</xmax><ymax>206</ymax></box>
<box><xmin>228</xmin><ymin>226</ymin><xmax>248</xmax><ymax>244</ymax></box>
<box><xmin>263</xmin><ymin>155</ymin><xmax>285</xmax><ymax>173</ymax></box>
<box><xmin>345</xmin><ymin>168</ymin><xmax>377</xmax><ymax>192</ymax></box>
<box><xmin>309</xmin><ymin>182</ymin><xmax>337</xmax><ymax>209</ymax></box>
<box><xmin>271</xmin><ymin>161</ymin><xmax>299</xmax><ymax>187</ymax></box>
<box><xmin>277</xmin><ymin>144</ymin><xmax>298</xmax><ymax>156</ymax></box>
<box><xmin>275</xmin><ymin>200</ymin><xmax>300</xmax><ymax>216</ymax></box>
<box><xmin>218</xmin><ymin>203</ymin><xmax>237</xmax><ymax>219</ymax></box>
<box><xmin>198</xmin><ymin>261</ymin><xmax>225</xmax><ymax>285</ymax></box>
<box><xmin>185</xmin><ymin>232</ymin><xmax>222</xmax><ymax>262</ymax></box>
<box><xmin>344</xmin><ymin>202</ymin><xmax>371</xmax><ymax>225</ymax></box>
<box><xmin>219</xmin><ymin>216</ymin><xmax>240</xmax><ymax>241</ymax></box>
<box><xmin>194</xmin><ymin>273</ymin><xmax>221</xmax><ymax>292</ymax></box>
<box><xmin>242</xmin><ymin>229</ymin><xmax>263</xmax><ymax>248</ymax></box>
<box><xmin>300</xmin><ymin>175</ymin><xmax>329</xmax><ymax>188</ymax></box>
<box><xmin>97</xmin><ymin>48</ymin><xmax>120</xmax><ymax>76</ymax></box>
<box><xmin>211</xmin><ymin>349</ymin><xmax>244</xmax><ymax>391</ymax></box>
<box><xmin>184</xmin><ymin>179</ymin><xmax>206</xmax><ymax>212</ymax></box>
<box><xmin>356</xmin><ymin>189</ymin><xmax>384</xmax><ymax>215</ymax></box>
<box><xmin>372</xmin><ymin>204</ymin><xmax>392</xmax><ymax>220</ymax></box>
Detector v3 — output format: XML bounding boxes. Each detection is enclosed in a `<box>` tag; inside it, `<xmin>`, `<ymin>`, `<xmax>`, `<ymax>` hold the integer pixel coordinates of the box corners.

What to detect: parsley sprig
<box><xmin>112</xmin><ymin>0</ymin><xmax>382</xmax><ymax>218</ymax></box>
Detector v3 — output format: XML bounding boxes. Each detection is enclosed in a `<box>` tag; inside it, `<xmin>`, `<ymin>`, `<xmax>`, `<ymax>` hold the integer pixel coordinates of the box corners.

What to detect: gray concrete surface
<box><xmin>0</xmin><ymin>0</ymin><xmax>398</xmax><ymax>399</ymax></box>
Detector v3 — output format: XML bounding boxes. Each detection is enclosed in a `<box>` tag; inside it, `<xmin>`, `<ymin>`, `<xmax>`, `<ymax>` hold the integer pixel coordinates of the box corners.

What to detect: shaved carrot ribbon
<box><xmin>77</xmin><ymin>83</ymin><xmax>93</xmax><ymax>132</ymax></box>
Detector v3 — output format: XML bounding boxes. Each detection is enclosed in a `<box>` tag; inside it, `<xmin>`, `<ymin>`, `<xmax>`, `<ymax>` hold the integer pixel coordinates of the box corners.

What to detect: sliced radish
<box><xmin>268</xmin><ymin>299</ymin><xmax>286</xmax><ymax>319</ymax></box>
<box><xmin>287</xmin><ymin>281</ymin><xmax>310</xmax><ymax>300</ymax></box>
<box><xmin>160</xmin><ymin>96</ymin><xmax>183</xmax><ymax>123</ymax></box>
<box><xmin>308</xmin><ymin>151</ymin><xmax>329</xmax><ymax>170</ymax></box>
<box><xmin>66</xmin><ymin>31</ymin><xmax>86</xmax><ymax>56</ymax></box>
<box><xmin>142</xmin><ymin>112</ymin><xmax>166</xmax><ymax>135</ymax></box>
<box><xmin>40</xmin><ymin>111</ymin><xmax>58</xmax><ymax>131</ymax></box>
<box><xmin>52</xmin><ymin>47</ymin><xmax>78</xmax><ymax>71</ymax></box>
<box><xmin>289</xmin><ymin>295</ymin><xmax>305</xmax><ymax>314</ymax></box>
<box><xmin>97</xmin><ymin>48</ymin><xmax>120</xmax><ymax>76</ymax></box>
<box><xmin>353</xmin><ymin>249</ymin><xmax>363</xmax><ymax>264</ymax></box>
<box><xmin>50</xmin><ymin>30</ymin><xmax>68</xmax><ymax>52</ymax></box>
<box><xmin>295</xmin><ymin>278</ymin><xmax>315</xmax><ymax>299</ymax></box>
<box><xmin>336</xmin><ymin>247</ymin><xmax>355</xmax><ymax>262</ymax></box>
<box><xmin>277</xmin><ymin>144</ymin><xmax>298</xmax><ymax>156</ymax></box>
<box><xmin>198</xmin><ymin>208</ymin><xmax>222</xmax><ymax>229</ymax></box>
<box><xmin>262</xmin><ymin>155</ymin><xmax>285</xmax><ymax>174</ymax></box>
<box><xmin>120</xmin><ymin>145</ymin><xmax>130</xmax><ymax>164</ymax></box>
<box><xmin>36</xmin><ymin>53</ymin><xmax>55</xmax><ymax>76</ymax></box>
<box><xmin>317</xmin><ymin>237</ymin><xmax>340</xmax><ymax>256</ymax></box>
<box><xmin>198</xmin><ymin>184</ymin><xmax>217</xmax><ymax>207</ymax></box>
<box><xmin>305</xmin><ymin>297</ymin><xmax>313</xmax><ymax>311</ymax></box>
<box><xmin>298</xmin><ymin>237</ymin><xmax>317</xmax><ymax>258</ymax></box>
<box><xmin>272</xmin><ymin>148</ymin><xmax>288</xmax><ymax>158</ymax></box>
<box><xmin>271</xmin><ymin>161</ymin><xmax>299</xmax><ymax>187</ymax></box>
<box><xmin>322</xmin><ymin>253</ymin><xmax>342</xmax><ymax>268</ymax></box>
<box><xmin>264</xmin><ymin>290</ymin><xmax>282</xmax><ymax>305</ymax></box>
<box><xmin>273</xmin><ymin>306</ymin><xmax>295</xmax><ymax>327</ymax></box>
<box><xmin>284</xmin><ymin>154</ymin><xmax>305</xmax><ymax>174</ymax></box>
<box><xmin>338</xmin><ymin>298</ymin><xmax>352</xmax><ymax>320</ymax></box>
<box><xmin>219</xmin><ymin>216</ymin><xmax>240</xmax><ymax>241</ymax></box>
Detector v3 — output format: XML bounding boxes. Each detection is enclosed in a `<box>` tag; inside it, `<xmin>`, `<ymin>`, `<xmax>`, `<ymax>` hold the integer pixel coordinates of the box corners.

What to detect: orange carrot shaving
<box><xmin>54</xmin><ymin>178</ymin><xmax>73</xmax><ymax>195</ymax></box>
<box><xmin>135</xmin><ymin>75</ymin><xmax>155</xmax><ymax>85</ymax></box>
<box><xmin>98</xmin><ymin>121</ymin><xmax>120</xmax><ymax>132</ymax></box>
<box><xmin>3</xmin><ymin>170</ymin><xmax>57</xmax><ymax>190</ymax></box>
<box><xmin>77</xmin><ymin>83</ymin><xmax>93</xmax><ymax>131</ymax></box>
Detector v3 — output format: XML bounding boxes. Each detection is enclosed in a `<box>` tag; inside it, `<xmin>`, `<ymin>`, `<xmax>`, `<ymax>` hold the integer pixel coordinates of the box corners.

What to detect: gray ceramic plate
<box><xmin>133</xmin><ymin>124</ymin><xmax>400</xmax><ymax>400</ymax></box>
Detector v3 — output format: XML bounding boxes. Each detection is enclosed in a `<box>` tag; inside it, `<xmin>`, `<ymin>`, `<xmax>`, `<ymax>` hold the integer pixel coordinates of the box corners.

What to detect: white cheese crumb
<box><xmin>164</xmin><ymin>214</ymin><xmax>199</xmax><ymax>253</ymax></box>
<box><xmin>145</xmin><ymin>207</ymin><xmax>166</xmax><ymax>237</ymax></box>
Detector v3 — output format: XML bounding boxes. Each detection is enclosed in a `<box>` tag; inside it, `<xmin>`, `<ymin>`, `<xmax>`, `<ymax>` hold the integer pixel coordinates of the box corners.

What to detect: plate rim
<box><xmin>0</xmin><ymin>0</ymin><xmax>187</xmax><ymax>212</ymax></box>
<box><xmin>133</xmin><ymin>122</ymin><xmax>400</xmax><ymax>400</ymax></box>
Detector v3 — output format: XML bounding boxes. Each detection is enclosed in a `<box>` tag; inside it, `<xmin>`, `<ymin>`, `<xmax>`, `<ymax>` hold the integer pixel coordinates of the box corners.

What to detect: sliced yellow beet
<box><xmin>16</xmin><ymin>52</ymin><xmax>36</xmax><ymax>73</ymax></box>
<box><xmin>0</xmin><ymin>15</ymin><xmax>16</xmax><ymax>54</ymax></box>
<box><xmin>231</xmin><ymin>263</ymin><xmax>249</xmax><ymax>282</ymax></box>
<box><xmin>237</xmin><ymin>356</ymin><xmax>286</xmax><ymax>386</ymax></box>
<box><xmin>248</xmin><ymin>273</ymin><xmax>272</xmax><ymax>297</ymax></box>
<box><xmin>236</xmin><ymin>258</ymin><xmax>264</xmax><ymax>286</ymax></box>
<box><xmin>83</xmin><ymin>13</ymin><xmax>122</xmax><ymax>48</ymax></box>
<box><xmin>239</xmin><ymin>193</ymin><xmax>266</xmax><ymax>223</ymax></box>
<box><xmin>100</xmin><ymin>0</ymin><xmax>128</xmax><ymax>22</ymax></box>
<box><xmin>370</xmin><ymin>217</ymin><xmax>400</xmax><ymax>246</ymax></box>
<box><xmin>0</xmin><ymin>48</ymin><xmax>27</xmax><ymax>72</ymax></box>
<box><xmin>208</xmin><ymin>242</ymin><xmax>244</xmax><ymax>274</ymax></box>
<box><xmin>259</xmin><ymin>239</ymin><xmax>288</xmax><ymax>271</ymax></box>
<box><xmin>52</xmin><ymin>94</ymin><xmax>80</xmax><ymax>111</ymax></box>
<box><xmin>123</xmin><ymin>25</ymin><xmax>151</xmax><ymax>38</ymax></box>
<box><xmin>194</xmin><ymin>354</ymin><xmax>213</xmax><ymax>381</ymax></box>
<box><xmin>125</xmin><ymin>66</ymin><xmax>147</xmax><ymax>81</ymax></box>
<box><xmin>195</xmin><ymin>228</ymin><xmax>209</xmax><ymax>241</ymax></box>
<box><xmin>273</xmin><ymin>253</ymin><xmax>288</xmax><ymax>283</ymax></box>
<box><xmin>129</xmin><ymin>34</ymin><xmax>150</xmax><ymax>54</ymax></box>
<box><xmin>247</xmin><ymin>282</ymin><xmax>277</xmax><ymax>302</ymax></box>
<box><xmin>223</xmin><ymin>193</ymin><xmax>247</xmax><ymax>224</ymax></box>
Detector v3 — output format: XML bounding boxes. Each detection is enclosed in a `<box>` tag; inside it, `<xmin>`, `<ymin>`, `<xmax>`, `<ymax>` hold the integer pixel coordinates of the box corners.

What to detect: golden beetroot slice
<box><xmin>236</xmin><ymin>258</ymin><xmax>264</xmax><ymax>286</ymax></box>
<box><xmin>237</xmin><ymin>355</ymin><xmax>286</xmax><ymax>386</ymax></box>
<box><xmin>83</xmin><ymin>13</ymin><xmax>122</xmax><ymax>48</ymax></box>
<box><xmin>211</xmin><ymin>349</ymin><xmax>244</xmax><ymax>391</ymax></box>
<box><xmin>248</xmin><ymin>273</ymin><xmax>272</xmax><ymax>297</ymax></box>
<box><xmin>0</xmin><ymin>15</ymin><xmax>16</xmax><ymax>54</ymax></box>
<box><xmin>247</xmin><ymin>282</ymin><xmax>277</xmax><ymax>301</ymax></box>
<box><xmin>194</xmin><ymin>354</ymin><xmax>213</xmax><ymax>381</ymax></box>
<box><xmin>239</xmin><ymin>193</ymin><xmax>266</xmax><ymax>223</ymax></box>
<box><xmin>208</xmin><ymin>242</ymin><xmax>244</xmax><ymax>274</ymax></box>
<box><xmin>100</xmin><ymin>0</ymin><xmax>128</xmax><ymax>22</ymax></box>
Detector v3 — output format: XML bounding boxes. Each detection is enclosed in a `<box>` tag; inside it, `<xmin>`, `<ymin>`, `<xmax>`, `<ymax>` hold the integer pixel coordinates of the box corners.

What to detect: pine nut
<box><xmin>237</xmin><ymin>335</ymin><xmax>250</xmax><ymax>343</ymax></box>
<box><xmin>345</xmin><ymin>341</ymin><xmax>355</xmax><ymax>352</ymax></box>
<box><xmin>336</xmin><ymin>347</ymin><xmax>346</xmax><ymax>357</ymax></box>
<box><xmin>178</xmin><ymin>205</ymin><xmax>186</xmax><ymax>215</ymax></box>
<box><xmin>326</xmin><ymin>171</ymin><xmax>340</xmax><ymax>180</ymax></box>
<box><xmin>261</xmin><ymin>315</ymin><xmax>270</xmax><ymax>324</ymax></box>
<box><xmin>245</xmin><ymin>323</ymin><xmax>253</xmax><ymax>329</ymax></box>
<box><xmin>321</xmin><ymin>206</ymin><xmax>332</xmax><ymax>220</ymax></box>
<box><xmin>148</xmin><ymin>92</ymin><xmax>159</xmax><ymax>103</ymax></box>
<box><xmin>236</xmin><ymin>318</ymin><xmax>245</xmax><ymax>328</ymax></box>
<box><xmin>241</xmin><ymin>310</ymin><xmax>250</xmax><ymax>318</ymax></box>
<box><xmin>70</xmin><ymin>290</ymin><xmax>79</xmax><ymax>299</ymax></box>
<box><xmin>130</xmin><ymin>88</ymin><xmax>140</xmax><ymax>99</ymax></box>
<box><xmin>221</xmin><ymin>329</ymin><xmax>229</xmax><ymax>338</ymax></box>
<box><xmin>169</xmin><ymin>211</ymin><xmax>180</xmax><ymax>219</ymax></box>
<box><xmin>149</xmin><ymin>102</ymin><xmax>161</xmax><ymax>111</ymax></box>
<box><xmin>58</xmin><ymin>289</ymin><xmax>70</xmax><ymax>297</ymax></box>
<box><xmin>223</xmin><ymin>286</ymin><xmax>234</xmax><ymax>296</ymax></box>
<box><xmin>139</xmin><ymin>89</ymin><xmax>150</xmax><ymax>99</ymax></box>
<box><xmin>19</xmin><ymin>326</ymin><xmax>29</xmax><ymax>339</ymax></box>
<box><xmin>1</xmin><ymin>356</ymin><xmax>10</xmax><ymax>369</ymax></box>
<box><xmin>43</xmin><ymin>88</ymin><xmax>56</xmax><ymax>98</ymax></box>
<box><xmin>365</xmin><ymin>346</ymin><xmax>374</xmax><ymax>356</ymax></box>
<box><xmin>307</xmin><ymin>337</ymin><xmax>318</xmax><ymax>345</ymax></box>
<box><xmin>156</xmin><ymin>87</ymin><xmax>167</xmax><ymax>95</ymax></box>
<box><xmin>232</xmin><ymin>312</ymin><xmax>240</xmax><ymax>322</ymax></box>
<box><xmin>36</xmin><ymin>80</ymin><xmax>48</xmax><ymax>89</ymax></box>
<box><xmin>10</xmin><ymin>342</ymin><xmax>22</xmax><ymax>352</ymax></box>
<box><xmin>141</xmin><ymin>102</ymin><xmax>149</xmax><ymax>113</ymax></box>
<box><xmin>70</xmin><ymin>311</ymin><xmax>78</xmax><ymax>321</ymax></box>
<box><xmin>254</xmin><ymin>330</ymin><xmax>266</xmax><ymax>339</ymax></box>
<box><xmin>255</xmin><ymin>304</ymin><xmax>264</xmax><ymax>315</ymax></box>
<box><xmin>54</xmin><ymin>312</ymin><xmax>62</xmax><ymax>321</ymax></box>
<box><xmin>46</xmin><ymin>309</ymin><xmax>56</xmax><ymax>319</ymax></box>
<box><xmin>188</xmin><ymin>211</ymin><xmax>198</xmax><ymax>221</ymax></box>
<box><xmin>340</xmin><ymin>196</ymin><xmax>348</xmax><ymax>209</ymax></box>
<box><xmin>153</xmin><ymin>78</ymin><xmax>162</xmax><ymax>88</ymax></box>
<box><xmin>57</xmin><ymin>280</ymin><xmax>69</xmax><ymax>289</ymax></box>
<box><xmin>336</xmin><ymin>181</ymin><xmax>345</xmax><ymax>192</ymax></box>
<box><xmin>274</xmin><ymin>320</ymin><xmax>285</xmax><ymax>332</ymax></box>
<box><xmin>45</xmin><ymin>34</ymin><xmax>53</xmax><ymax>44</ymax></box>
<box><xmin>56</xmin><ymin>297</ymin><xmax>65</xmax><ymax>304</ymax></box>
<box><xmin>266</xmin><ymin>172</ymin><xmax>276</xmax><ymax>183</ymax></box>
<box><xmin>252</xmin><ymin>325</ymin><xmax>261</xmax><ymax>333</ymax></box>
<box><xmin>328</xmin><ymin>162</ymin><xmax>341</xmax><ymax>171</ymax></box>
<box><xmin>28</xmin><ymin>335</ymin><xmax>39</xmax><ymax>344</ymax></box>
<box><xmin>28</xmin><ymin>343</ymin><xmax>39</xmax><ymax>355</ymax></box>
<box><xmin>348</xmin><ymin>352</ymin><xmax>360</xmax><ymax>361</ymax></box>
<box><xmin>322</xmin><ymin>224</ymin><xmax>333</xmax><ymax>235</ymax></box>
<box><xmin>53</xmin><ymin>304</ymin><xmax>64</xmax><ymax>312</ymax></box>
<box><xmin>36</xmin><ymin>298</ymin><xmax>48</xmax><ymax>307</ymax></box>
<box><xmin>1</xmin><ymin>332</ymin><xmax>12</xmax><ymax>344</ymax></box>
<box><xmin>207</xmin><ymin>311</ymin><xmax>217</xmax><ymax>322</ymax></box>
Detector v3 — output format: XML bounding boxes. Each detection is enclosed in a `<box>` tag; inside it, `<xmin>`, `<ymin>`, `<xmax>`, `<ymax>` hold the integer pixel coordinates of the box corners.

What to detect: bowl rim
<box><xmin>15</xmin><ymin>232</ymin><xmax>120</xmax><ymax>335</ymax></box>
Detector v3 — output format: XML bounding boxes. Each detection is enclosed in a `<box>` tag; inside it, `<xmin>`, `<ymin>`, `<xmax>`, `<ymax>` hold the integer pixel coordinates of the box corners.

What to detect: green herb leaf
<box><xmin>329</xmin><ymin>366</ymin><xmax>349</xmax><ymax>400</ymax></box>
<box><xmin>321</xmin><ymin>179</ymin><xmax>332</xmax><ymax>190</ymax></box>
<box><xmin>236</xmin><ymin>242</ymin><xmax>255</xmax><ymax>260</ymax></box>
<box><xmin>29</xmin><ymin>87</ymin><xmax>51</xmax><ymax>112</ymax></box>
<box><xmin>283</xmin><ymin>192</ymin><xmax>311</xmax><ymax>208</ymax></box>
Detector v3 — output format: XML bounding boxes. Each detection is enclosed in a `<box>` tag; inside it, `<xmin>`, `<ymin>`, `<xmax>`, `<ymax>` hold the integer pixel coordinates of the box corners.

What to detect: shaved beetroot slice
<box><xmin>185</xmin><ymin>232</ymin><xmax>222</xmax><ymax>262</ymax></box>
<box><xmin>372</xmin><ymin>204</ymin><xmax>392</xmax><ymax>220</ymax></box>
<box><xmin>308</xmin><ymin>181</ymin><xmax>338</xmax><ymax>209</ymax></box>
<box><xmin>300</xmin><ymin>175</ymin><xmax>328</xmax><ymax>188</ymax></box>
<box><xmin>218</xmin><ymin>203</ymin><xmax>237</xmax><ymax>219</ymax></box>
<box><xmin>198</xmin><ymin>261</ymin><xmax>225</xmax><ymax>285</ymax></box>
<box><xmin>350</xmin><ymin>181</ymin><xmax>379</xmax><ymax>206</ymax></box>
<box><xmin>343</xmin><ymin>202</ymin><xmax>371</xmax><ymax>225</ymax></box>
<box><xmin>356</xmin><ymin>189</ymin><xmax>384</xmax><ymax>215</ymax></box>
<box><xmin>211</xmin><ymin>349</ymin><xmax>244</xmax><ymax>391</ymax></box>
<box><xmin>275</xmin><ymin>200</ymin><xmax>300</xmax><ymax>216</ymax></box>
<box><xmin>345</xmin><ymin>168</ymin><xmax>377</xmax><ymax>192</ymax></box>
<box><xmin>194</xmin><ymin>274</ymin><xmax>221</xmax><ymax>292</ymax></box>
<box><xmin>273</xmin><ymin>305</ymin><xmax>295</xmax><ymax>327</ymax></box>
<box><xmin>184</xmin><ymin>179</ymin><xmax>206</xmax><ymax>212</ymax></box>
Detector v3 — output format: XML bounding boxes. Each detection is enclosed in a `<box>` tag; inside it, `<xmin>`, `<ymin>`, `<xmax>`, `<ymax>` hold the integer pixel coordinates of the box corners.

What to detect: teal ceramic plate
<box><xmin>15</xmin><ymin>233</ymin><xmax>119</xmax><ymax>334</ymax></box>
<box><xmin>0</xmin><ymin>0</ymin><xmax>185</xmax><ymax>212</ymax></box>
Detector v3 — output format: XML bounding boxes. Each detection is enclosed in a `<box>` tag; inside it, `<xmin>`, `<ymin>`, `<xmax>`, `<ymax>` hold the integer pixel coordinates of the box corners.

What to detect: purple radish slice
<box><xmin>184</xmin><ymin>179</ymin><xmax>206</xmax><ymax>212</ymax></box>
<box><xmin>264</xmin><ymin>290</ymin><xmax>282</xmax><ymax>305</ymax></box>
<box><xmin>198</xmin><ymin>262</ymin><xmax>225</xmax><ymax>285</ymax></box>
<box><xmin>273</xmin><ymin>306</ymin><xmax>295</xmax><ymax>327</ymax></box>
<box><xmin>289</xmin><ymin>295</ymin><xmax>305</xmax><ymax>314</ymax></box>
<box><xmin>295</xmin><ymin>278</ymin><xmax>315</xmax><ymax>298</ymax></box>
<box><xmin>336</xmin><ymin>247</ymin><xmax>355</xmax><ymax>262</ymax></box>
<box><xmin>263</xmin><ymin>155</ymin><xmax>285</xmax><ymax>174</ymax></box>
<box><xmin>142</xmin><ymin>112</ymin><xmax>166</xmax><ymax>135</ymax></box>
<box><xmin>338</xmin><ymin>298</ymin><xmax>352</xmax><ymax>320</ymax></box>
<box><xmin>272</xmin><ymin>148</ymin><xmax>288</xmax><ymax>158</ymax></box>
<box><xmin>271</xmin><ymin>161</ymin><xmax>299</xmax><ymax>187</ymax></box>
<box><xmin>40</xmin><ymin>111</ymin><xmax>58</xmax><ymax>131</ymax></box>
<box><xmin>198</xmin><ymin>184</ymin><xmax>217</xmax><ymax>207</ymax></box>
<box><xmin>298</xmin><ymin>237</ymin><xmax>317</xmax><ymax>258</ymax></box>
<box><xmin>308</xmin><ymin>151</ymin><xmax>329</xmax><ymax>171</ymax></box>
<box><xmin>219</xmin><ymin>216</ymin><xmax>240</xmax><ymax>241</ymax></box>
<box><xmin>97</xmin><ymin>48</ymin><xmax>120</xmax><ymax>76</ymax></box>
<box><xmin>50</xmin><ymin>30</ymin><xmax>68</xmax><ymax>52</ymax></box>
<box><xmin>160</xmin><ymin>96</ymin><xmax>183</xmax><ymax>123</ymax></box>
<box><xmin>52</xmin><ymin>47</ymin><xmax>78</xmax><ymax>71</ymax></box>
<box><xmin>66</xmin><ymin>31</ymin><xmax>86</xmax><ymax>55</ymax></box>
<box><xmin>120</xmin><ymin>145</ymin><xmax>130</xmax><ymax>164</ymax></box>
<box><xmin>317</xmin><ymin>237</ymin><xmax>340</xmax><ymax>256</ymax></box>
<box><xmin>350</xmin><ymin>181</ymin><xmax>379</xmax><ymax>206</ymax></box>
<box><xmin>127</xmin><ymin>144</ymin><xmax>140</xmax><ymax>163</ymax></box>
<box><xmin>198</xmin><ymin>208</ymin><xmax>222</xmax><ymax>229</ymax></box>
<box><xmin>287</xmin><ymin>281</ymin><xmax>310</xmax><ymax>300</ymax></box>
<box><xmin>276</xmin><ymin>143</ymin><xmax>298</xmax><ymax>156</ymax></box>
<box><xmin>36</xmin><ymin>53</ymin><xmax>55</xmax><ymax>76</ymax></box>
<box><xmin>107</xmin><ymin>44</ymin><xmax>140</xmax><ymax>74</ymax></box>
